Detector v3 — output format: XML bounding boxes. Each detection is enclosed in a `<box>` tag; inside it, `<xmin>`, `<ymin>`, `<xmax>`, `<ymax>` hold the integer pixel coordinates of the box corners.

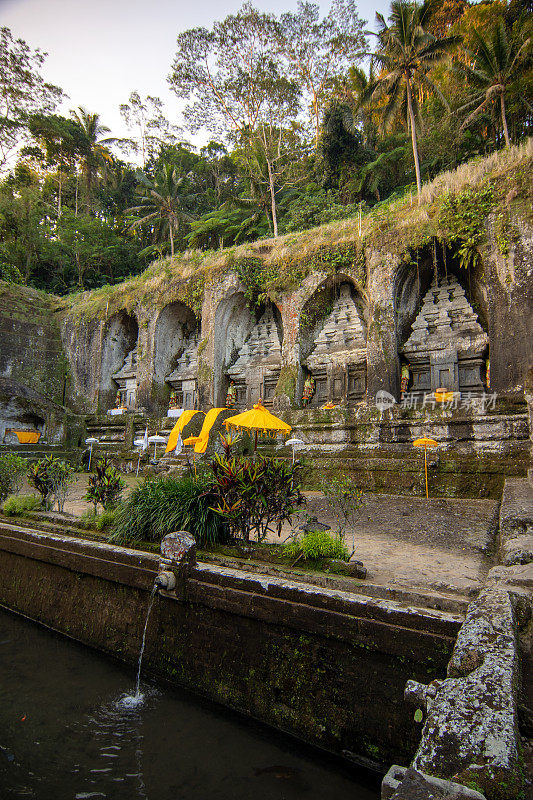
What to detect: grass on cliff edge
<box><xmin>62</xmin><ymin>138</ymin><xmax>533</xmax><ymax>321</ymax></box>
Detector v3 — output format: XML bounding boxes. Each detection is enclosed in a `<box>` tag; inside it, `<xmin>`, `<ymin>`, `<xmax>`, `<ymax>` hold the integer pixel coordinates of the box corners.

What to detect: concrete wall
<box><xmin>0</xmin><ymin>522</ymin><xmax>458</xmax><ymax>768</ymax></box>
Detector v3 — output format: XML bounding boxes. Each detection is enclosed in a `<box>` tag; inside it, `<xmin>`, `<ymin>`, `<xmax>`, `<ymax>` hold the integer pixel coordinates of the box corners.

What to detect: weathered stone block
<box><xmin>411</xmin><ymin>587</ymin><xmax>523</xmax><ymax>800</ymax></box>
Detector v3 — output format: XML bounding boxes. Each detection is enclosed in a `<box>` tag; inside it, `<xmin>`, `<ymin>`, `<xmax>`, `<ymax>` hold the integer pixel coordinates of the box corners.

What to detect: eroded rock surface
<box><xmin>412</xmin><ymin>586</ymin><xmax>523</xmax><ymax>800</ymax></box>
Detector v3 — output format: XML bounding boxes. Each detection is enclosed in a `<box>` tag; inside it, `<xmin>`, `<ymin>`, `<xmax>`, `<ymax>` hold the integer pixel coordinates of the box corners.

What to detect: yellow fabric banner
<box><xmin>14</xmin><ymin>430</ymin><xmax>41</xmax><ymax>444</ymax></box>
<box><xmin>194</xmin><ymin>408</ymin><xmax>227</xmax><ymax>453</ymax></box>
<box><xmin>164</xmin><ymin>410</ymin><xmax>203</xmax><ymax>454</ymax></box>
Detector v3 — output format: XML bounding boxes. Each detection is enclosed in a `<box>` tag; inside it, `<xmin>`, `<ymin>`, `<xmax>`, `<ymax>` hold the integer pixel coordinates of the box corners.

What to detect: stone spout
<box><xmin>155</xmin><ymin>571</ymin><xmax>176</xmax><ymax>591</ymax></box>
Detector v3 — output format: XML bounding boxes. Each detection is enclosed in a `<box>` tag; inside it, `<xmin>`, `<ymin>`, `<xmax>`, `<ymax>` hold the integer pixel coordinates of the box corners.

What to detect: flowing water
<box><xmin>0</xmin><ymin>607</ymin><xmax>380</xmax><ymax>800</ymax></box>
<box><xmin>132</xmin><ymin>584</ymin><xmax>158</xmax><ymax>702</ymax></box>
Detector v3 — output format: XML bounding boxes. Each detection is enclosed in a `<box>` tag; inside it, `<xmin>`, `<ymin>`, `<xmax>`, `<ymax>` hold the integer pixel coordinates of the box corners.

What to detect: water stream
<box><xmin>132</xmin><ymin>583</ymin><xmax>158</xmax><ymax>705</ymax></box>
<box><xmin>0</xmin><ymin>607</ymin><xmax>380</xmax><ymax>800</ymax></box>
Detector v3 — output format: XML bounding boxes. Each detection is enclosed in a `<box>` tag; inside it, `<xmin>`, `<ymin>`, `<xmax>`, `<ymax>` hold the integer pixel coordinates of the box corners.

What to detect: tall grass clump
<box><xmin>0</xmin><ymin>454</ymin><xmax>27</xmax><ymax>503</ymax></box>
<box><xmin>284</xmin><ymin>530</ymin><xmax>349</xmax><ymax>562</ymax></box>
<box><xmin>2</xmin><ymin>494</ymin><xmax>40</xmax><ymax>517</ymax></box>
<box><xmin>111</xmin><ymin>475</ymin><xmax>228</xmax><ymax>547</ymax></box>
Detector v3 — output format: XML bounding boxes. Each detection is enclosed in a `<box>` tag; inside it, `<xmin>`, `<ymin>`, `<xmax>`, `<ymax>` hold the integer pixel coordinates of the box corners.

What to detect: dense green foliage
<box><xmin>211</xmin><ymin>454</ymin><xmax>305</xmax><ymax>542</ymax></box>
<box><xmin>84</xmin><ymin>458</ymin><xmax>125</xmax><ymax>513</ymax></box>
<box><xmin>0</xmin><ymin>0</ymin><xmax>531</xmax><ymax>293</ymax></box>
<box><xmin>0</xmin><ymin>453</ymin><xmax>27</xmax><ymax>502</ymax></box>
<box><xmin>2</xmin><ymin>494</ymin><xmax>40</xmax><ymax>517</ymax></box>
<box><xmin>27</xmin><ymin>455</ymin><xmax>75</xmax><ymax>512</ymax></box>
<box><xmin>111</xmin><ymin>475</ymin><xmax>229</xmax><ymax>546</ymax></box>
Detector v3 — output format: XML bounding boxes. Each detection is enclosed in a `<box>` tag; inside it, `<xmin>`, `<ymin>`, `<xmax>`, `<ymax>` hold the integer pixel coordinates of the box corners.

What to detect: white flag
<box><xmin>142</xmin><ymin>426</ymin><xmax>148</xmax><ymax>452</ymax></box>
<box><xmin>174</xmin><ymin>431</ymin><xmax>183</xmax><ymax>456</ymax></box>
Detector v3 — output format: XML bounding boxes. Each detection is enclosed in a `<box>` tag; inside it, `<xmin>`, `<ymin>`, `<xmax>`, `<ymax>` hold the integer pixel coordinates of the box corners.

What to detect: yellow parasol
<box><xmin>320</xmin><ymin>402</ymin><xmax>336</xmax><ymax>409</ymax></box>
<box><xmin>224</xmin><ymin>400</ymin><xmax>291</xmax><ymax>451</ymax></box>
<box><xmin>413</xmin><ymin>437</ymin><xmax>439</xmax><ymax>499</ymax></box>
<box><xmin>165</xmin><ymin>410</ymin><xmax>204</xmax><ymax>454</ymax></box>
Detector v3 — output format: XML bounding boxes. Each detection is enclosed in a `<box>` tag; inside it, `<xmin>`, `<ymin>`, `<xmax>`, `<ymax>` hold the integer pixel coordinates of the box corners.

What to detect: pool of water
<box><xmin>0</xmin><ymin>608</ymin><xmax>380</xmax><ymax>800</ymax></box>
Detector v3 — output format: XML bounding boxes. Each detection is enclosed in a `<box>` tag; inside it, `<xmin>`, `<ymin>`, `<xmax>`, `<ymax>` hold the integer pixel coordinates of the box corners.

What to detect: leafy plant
<box><xmin>211</xmin><ymin>454</ymin><xmax>305</xmax><ymax>543</ymax></box>
<box><xmin>80</xmin><ymin>508</ymin><xmax>117</xmax><ymax>531</ymax></box>
<box><xmin>284</xmin><ymin>530</ymin><xmax>349</xmax><ymax>561</ymax></box>
<box><xmin>111</xmin><ymin>474</ymin><xmax>228</xmax><ymax>547</ymax></box>
<box><xmin>0</xmin><ymin>453</ymin><xmax>27</xmax><ymax>503</ymax></box>
<box><xmin>439</xmin><ymin>187</ymin><xmax>494</xmax><ymax>270</ymax></box>
<box><xmin>2</xmin><ymin>494</ymin><xmax>40</xmax><ymax>517</ymax></box>
<box><xmin>84</xmin><ymin>457</ymin><xmax>125</xmax><ymax>513</ymax></box>
<box><xmin>322</xmin><ymin>476</ymin><xmax>364</xmax><ymax>555</ymax></box>
<box><xmin>27</xmin><ymin>455</ymin><xmax>75</xmax><ymax>512</ymax></box>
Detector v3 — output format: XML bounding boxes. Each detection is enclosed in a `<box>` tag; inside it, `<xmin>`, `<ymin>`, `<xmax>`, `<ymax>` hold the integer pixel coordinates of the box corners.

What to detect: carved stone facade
<box><xmin>112</xmin><ymin>346</ymin><xmax>138</xmax><ymax>408</ymax></box>
<box><xmin>226</xmin><ymin>305</ymin><xmax>282</xmax><ymax>407</ymax></box>
<box><xmin>402</xmin><ymin>276</ymin><xmax>489</xmax><ymax>396</ymax></box>
<box><xmin>303</xmin><ymin>284</ymin><xmax>367</xmax><ymax>406</ymax></box>
<box><xmin>166</xmin><ymin>333</ymin><xmax>199</xmax><ymax>409</ymax></box>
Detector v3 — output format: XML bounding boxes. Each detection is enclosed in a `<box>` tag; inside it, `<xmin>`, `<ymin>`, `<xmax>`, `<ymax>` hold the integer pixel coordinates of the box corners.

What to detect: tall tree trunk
<box><xmin>169</xmin><ymin>225</ymin><xmax>175</xmax><ymax>258</ymax></box>
<box><xmin>500</xmin><ymin>91</ymin><xmax>511</xmax><ymax>148</ymax></box>
<box><xmin>406</xmin><ymin>76</ymin><xmax>422</xmax><ymax>203</ymax></box>
<box><xmin>75</xmin><ymin>171</ymin><xmax>79</xmax><ymax>217</ymax></box>
<box><xmin>266</xmin><ymin>157</ymin><xmax>278</xmax><ymax>238</ymax></box>
<box><xmin>312</xmin><ymin>90</ymin><xmax>320</xmax><ymax>149</ymax></box>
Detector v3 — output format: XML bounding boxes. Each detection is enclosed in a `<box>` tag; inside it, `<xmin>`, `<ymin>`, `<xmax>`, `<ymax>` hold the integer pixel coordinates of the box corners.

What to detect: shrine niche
<box><xmin>300</xmin><ymin>282</ymin><xmax>367</xmax><ymax>407</ymax></box>
<box><xmin>213</xmin><ymin>292</ymin><xmax>257</xmax><ymax>407</ymax></box>
<box><xmin>99</xmin><ymin>311</ymin><xmax>138</xmax><ymax>412</ymax></box>
<box><xmin>401</xmin><ymin>275</ymin><xmax>489</xmax><ymax>396</ymax></box>
<box><xmin>226</xmin><ymin>304</ymin><xmax>283</xmax><ymax>408</ymax></box>
<box><xmin>152</xmin><ymin>302</ymin><xmax>198</xmax><ymax>413</ymax></box>
<box><xmin>166</xmin><ymin>333</ymin><xmax>199</xmax><ymax>411</ymax></box>
<box><xmin>112</xmin><ymin>346</ymin><xmax>138</xmax><ymax>409</ymax></box>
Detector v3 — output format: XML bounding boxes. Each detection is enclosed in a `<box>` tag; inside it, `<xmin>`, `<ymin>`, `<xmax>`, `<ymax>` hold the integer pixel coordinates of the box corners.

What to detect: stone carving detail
<box><xmin>166</xmin><ymin>334</ymin><xmax>199</xmax><ymax>409</ymax></box>
<box><xmin>402</xmin><ymin>276</ymin><xmax>489</xmax><ymax>395</ymax></box>
<box><xmin>112</xmin><ymin>346</ymin><xmax>138</xmax><ymax>407</ymax></box>
<box><xmin>304</xmin><ymin>284</ymin><xmax>367</xmax><ymax>406</ymax></box>
<box><xmin>227</xmin><ymin>305</ymin><xmax>282</xmax><ymax>407</ymax></box>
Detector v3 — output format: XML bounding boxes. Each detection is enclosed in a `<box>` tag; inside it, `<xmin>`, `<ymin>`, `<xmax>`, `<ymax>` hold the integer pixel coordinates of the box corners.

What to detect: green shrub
<box><xmin>284</xmin><ymin>530</ymin><xmax>349</xmax><ymax>562</ymax></box>
<box><xmin>27</xmin><ymin>455</ymin><xmax>75</xmax><ymax>512</ymax></box>
<box><xmin>2</xmin><ymin>494</ymin><xmax>40</xmax><ymax>517</ymax></box>
<box><xmin>111</xmin><ymin>475</ymin><xmax>228</xmax><ymax>547</ymax></box>
<box><xmin>84</xmin><ymin>458</ymin><xmax>124</xmax><ymax>513</ymax></box>
<box><xmin>0</xmin><ymin>454</ymin><xmax>27</xmax><ymax>503</ymax></box>
<box><xmin>211</xmin><ymin>454</ymin><xmax>305</xmax><ymax>543</ymax></box>
<box><xmin>80</xmin><ymin>508</ymin><xmax>117</xmax><ymax>531</ymax></box>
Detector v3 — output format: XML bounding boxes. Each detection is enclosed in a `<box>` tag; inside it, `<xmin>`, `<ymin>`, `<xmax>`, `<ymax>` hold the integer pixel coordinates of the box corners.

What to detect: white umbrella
<box><xmin>285</xmin><ymin>437</ymin><xmax>305</xmax><ymax>464</ymax></box>
<box><xmin>148</xmin><ymin>434</ymin><xmax>167</xmax><ymax>461</ymax></box>
<box><xmin>85</xmin><ymin>437</ymin><xmax>98</xmax><ymax>470</ymax></box>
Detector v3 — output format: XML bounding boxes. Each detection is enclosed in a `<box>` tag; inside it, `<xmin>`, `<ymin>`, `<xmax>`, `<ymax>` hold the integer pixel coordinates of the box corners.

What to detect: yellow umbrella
<box><xmin>224</xmin><ymin>400</ymin><xmax>291</xmax><ymax>451</ymax></box>
<box><xmin>413</xmin><ymin>437</ymin><xmax>439</xmax><ymax>499</ymax></box>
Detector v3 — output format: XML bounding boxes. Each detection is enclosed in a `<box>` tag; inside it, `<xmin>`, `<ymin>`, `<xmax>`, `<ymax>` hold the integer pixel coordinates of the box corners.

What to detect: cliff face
<box><xmin>0</xmin><ymin>282</ymin><xmax>65</xmax><ymax>404</ymax></box>
<box><xmin>2</xmin><ymin>143</ymin><xmax>532</xmax><ymax>423</ymax></box>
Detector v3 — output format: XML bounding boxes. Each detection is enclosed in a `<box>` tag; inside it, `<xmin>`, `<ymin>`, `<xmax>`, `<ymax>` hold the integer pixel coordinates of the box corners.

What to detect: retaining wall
<box><xmin>0</xmin><ymin>521</ymin><xmax>459</xmax><ymax>768</ymax></box>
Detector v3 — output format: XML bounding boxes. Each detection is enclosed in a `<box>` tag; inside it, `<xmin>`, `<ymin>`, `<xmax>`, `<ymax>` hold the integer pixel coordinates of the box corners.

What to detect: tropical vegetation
<box><xmin>0</xmin><ymin>0</ymin><xmax>530</xmax><ymax>293</ymax></box>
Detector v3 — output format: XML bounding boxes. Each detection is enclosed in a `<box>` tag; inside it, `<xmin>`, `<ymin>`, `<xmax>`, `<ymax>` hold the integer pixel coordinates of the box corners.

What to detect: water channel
<box><xmin>0</xmin><ymin>607</ymin><xmax>380</xmax><ymax>800</ymax></box>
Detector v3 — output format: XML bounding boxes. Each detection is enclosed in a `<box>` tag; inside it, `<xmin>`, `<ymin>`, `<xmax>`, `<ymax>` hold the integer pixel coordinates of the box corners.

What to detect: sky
<box><xmin>0</xmin><ymin>0</ymin><xmax>390</xmax><ymax>155</ymax></box>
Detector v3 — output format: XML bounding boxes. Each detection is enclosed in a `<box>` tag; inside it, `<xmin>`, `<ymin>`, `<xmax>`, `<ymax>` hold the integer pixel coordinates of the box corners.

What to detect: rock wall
<box><xmin>59</xmin><ymin>221</ymin><xmax>533</xmax><ymax>418</ymax></box>
<box><xmin>0</xmin><ymin>282</ymin><xmax>73</xmax><ymax>442</ymax></box>
<box><xmin>0</xmin><ymin>521</ymin><xmax>458</xmax><ymax>768</ymax></box>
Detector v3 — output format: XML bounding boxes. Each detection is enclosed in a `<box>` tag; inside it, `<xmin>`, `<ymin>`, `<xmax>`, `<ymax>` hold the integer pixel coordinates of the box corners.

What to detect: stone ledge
<box><xmin>499</xmin><ymin>478</ymin><xmax>533</xmax><ymax>565</ymax></box>
<box><xmin>382</xmin><ymin>765</ymin><xmax>487</xmax><ymax>799</ymax></box>
<box><xmin>409</xmin><ymin>586</ymin><xmax>523</xmax><ymax>800</ymax></box>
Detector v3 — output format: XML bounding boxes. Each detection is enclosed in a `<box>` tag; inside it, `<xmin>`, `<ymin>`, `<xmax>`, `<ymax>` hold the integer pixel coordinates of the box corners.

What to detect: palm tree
<box><xmin>457</xmin><ymin>21</ymin><xmax>531</xmax><ymax>148</ymax></box>
<box><xmin>127</xmin><ymin>164</ymin><xmax>195</xmax><ymax>258</ymax></box>
<box><xmin>363</xmin><ymin>0</ymin><xmax>460</xmax><ymax>202</ymax></box>
<box><xmin>70</xmin><ymin>108</ymin><xmax>116</xmax><ymax>212</ymax></box>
